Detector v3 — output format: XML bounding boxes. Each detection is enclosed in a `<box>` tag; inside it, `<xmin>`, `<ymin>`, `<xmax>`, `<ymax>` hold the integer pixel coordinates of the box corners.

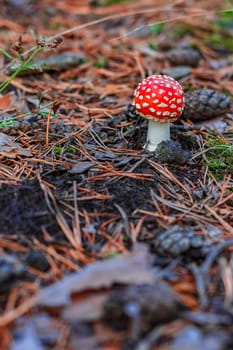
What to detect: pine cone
<box><xmin>152</xmin><ymin>225</ymin><xmax>213</xmax><ymax>259</ymax></box>
<box><xmin>166</xmin><ymin>48</ymin><xmax>201</xmax><ymax>67</ymax></box>
<box><xmin>123</xmin><ymin>103</ymin><xmax>140</xmax><ymax>121</ymax></box>
<box><xmin>182</xmin><ymin>89</ymin><xmax>232</xmax><ymax>121</ymax></box>
<box><xmin>103</xmin><ymin>283</ymin><xmax>184</xmax><ymax>333</ymax></box>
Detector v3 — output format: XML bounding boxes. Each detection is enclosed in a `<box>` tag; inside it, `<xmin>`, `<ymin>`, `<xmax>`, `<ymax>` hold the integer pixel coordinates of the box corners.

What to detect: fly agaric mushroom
<box><xmin>133</xmin><ymin>74</ymin><xmax>185</xmax><ymax>152</ymax></box>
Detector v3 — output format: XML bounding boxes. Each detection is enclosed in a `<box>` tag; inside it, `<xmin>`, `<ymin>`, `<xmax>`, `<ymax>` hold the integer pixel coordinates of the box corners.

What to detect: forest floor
<box><xmin>0</xmin><ymin>0</ymin><xmax>233</xmax><ymax>349</ymax></box>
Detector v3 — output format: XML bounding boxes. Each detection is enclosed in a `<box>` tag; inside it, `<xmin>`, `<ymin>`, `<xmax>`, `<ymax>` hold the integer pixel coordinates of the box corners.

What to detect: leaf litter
<box><xmin>0</xmin><ymin>0</ymin><xmax>233</xmax><ymax>349</ymax></box>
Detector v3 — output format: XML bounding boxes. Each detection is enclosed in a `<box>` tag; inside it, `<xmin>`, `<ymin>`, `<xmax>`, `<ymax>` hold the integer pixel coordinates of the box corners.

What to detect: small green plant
<box><xmin>0</xmin><ymin>35</ymin><xmax>63</xmax><ymax>94</ymax></box>
<box><xmin>54</xmin><ymin>144</ymin><xmax>76</xmax><ymax>154</ymax></box>
<box><xmin>205</xmin><ymin>136</ymin><xmax>233</xmax><ymax>180</ymax></box>
<box><xmin>0</xmin><ymin>101</ymin><xmax>57</xmax><ymax>129</ymax></box>
<box><xmin>54</xmin><ymin>144</ymin><xmax>63</xmax><ymax>154</ymax></box>
<box><xmin>94</xmin><ymin>58</ymin><xmax>108</xmax><ymax>68</ymax></box>
<box><xmin>170</xmin><ymin>23</ymin><xmax>194</xmax><ymax>39</ymax></box>
<box><xmin>0</xmin><ymin>45</ymin><xmax>43</xmax><ymax>94</ymax></box>
<box><xmin>0</xmin><ymin>48</ymin><xmax>14</xmax><ymax>60</ymax></box>
<box><xmin>148</xmin><ymin>42</ymin><xmax>157</xmax><ymax>50</ymax></box>
<box><xmin>0</xmin><ymin>116</ymin><xmax>18</xmax><ymax>128</ymax></box>
<box><xmin>150</xmin><ymin>23</ymin><xmax>164</xmax><ymax>34</ymax></box>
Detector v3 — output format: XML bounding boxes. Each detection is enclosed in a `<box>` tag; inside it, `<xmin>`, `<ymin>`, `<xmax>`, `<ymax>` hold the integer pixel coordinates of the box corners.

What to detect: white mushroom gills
<box><xmin>144</xmin><ymin>119</ymin><xmax>170</xmax><ymax>152</ymax></box>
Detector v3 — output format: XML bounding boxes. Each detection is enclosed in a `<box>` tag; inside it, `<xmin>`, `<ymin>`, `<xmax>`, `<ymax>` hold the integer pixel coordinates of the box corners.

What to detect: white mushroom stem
<box><xmin>144</xmin><ymin>119</ymin><xmax>170</xmax><ymax>152</ymax></box>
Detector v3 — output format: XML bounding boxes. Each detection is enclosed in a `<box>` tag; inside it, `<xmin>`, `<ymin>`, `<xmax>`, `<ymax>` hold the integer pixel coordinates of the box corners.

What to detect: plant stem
<box><xmin>0</xmin><ymin>46</ymin><xmax>42</xmax><ymax>93</ymax></box>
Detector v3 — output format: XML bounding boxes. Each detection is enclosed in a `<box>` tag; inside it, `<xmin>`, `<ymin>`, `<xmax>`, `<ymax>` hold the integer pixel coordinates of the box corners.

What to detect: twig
<box><xmin>135</xmin><ymin>325</ymin><xmax>166</xmax><ymax>350</ymax></box>
<box><xmin>73</xmin><ymin>181</ymin><xmax>82</xmax><ymax>246</ymax></box>
<box><xmin>0</xmin><ymin>296</ymin><xmax>37</xmax><ymax>327</ymax></box>
<box><xmin>114</xmin><ymin>203</ymin><xmax>131</xmax><ymax>239</ymax></box>
<box><xmin>192</xmin><ymin>240</ymin><xmax>233</xmax><ymax>308</ymax></box>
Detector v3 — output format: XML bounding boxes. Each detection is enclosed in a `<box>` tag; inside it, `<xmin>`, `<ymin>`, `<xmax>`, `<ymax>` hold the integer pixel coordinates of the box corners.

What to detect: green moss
<box><xmin>203</xmin><ymin>9</ymin><xmax>233</xmax><ymax>51</ymax></box>
<box><xmin>54</xmin><ymin>144</ymin><xmax>77</xmax><ymax>154</ymax></box>
<box><xmin>204</xmin><ymin>31</ymin><xmax>233</xmax><ymax>51</ymax></box>
<box><xmin>170</xmin><ymin>23</ymin><xmax>194</xmax><ymax>39</ymax></box>
<box><xmin>205</xmin><ymin>136</ymin><xmax>233</xmax><ymax>180</ymax></box>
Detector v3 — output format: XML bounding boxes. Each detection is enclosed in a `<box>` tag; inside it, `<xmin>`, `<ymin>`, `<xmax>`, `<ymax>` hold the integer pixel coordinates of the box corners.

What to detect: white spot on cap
<box><xmin>142</xmin><ymin>86</ymin><xmax>146</xmax><ymax>90</ymax></box>
<box><xmin>157</xmin><ymin>111</ymin><xmax>161</xmax><ymax>115</ymax></box>
<box><xmin>168</xmin><ymin>91</ymin><xmax>173</xmax><ymax>96</ymax></box>
<box><xmin>149</xmin><ymin>107</ymin><xmax>156</xmax><ymax>113</ymax></box>
<box><xmin>139</xmin><ymin>95</ymin><xmax>143</xmax><ymax>100</ymax></box>
<box><xmin>153</xmin><ymin>99</ymin><xmax>159</xmax><ymax>104</ymax></box>
<box><xmin>178</xmin><ymin>107</ymin><xmax>183</xmax><ymax>112</ymax></box>
<box><xmin>142</xmin><ymin>102</ymin><xmax>149</xmax><ymax>107</ymax></box>
<box><xmin>162</xmin><ymin>111</ymin><xmax>171</xmax><ymax>116</ymax></box>
<box><xmin>146</xmin><ymin>88</ymin><xmax>151</xmax><ymax>92</ymax></box>
<box><xmin>151</xmin><ymin>93</ymin><xmax>156</xmax><ymax>97</ymax></box>
<box><xmin>163</xmin><ymin>96</ymin><xmax>169</xmax><ymax>101</ymax></box>
<box><xmin>136</xmin><ymin>103</ymin><xmax>141</xmax><ymax>109</ymax></box>
<box><xmin>165</xmin><ymin>83</ymin><xmax>171</xmax><ymax>87</ymax></box>
<box><xmin>159</xmin><ymin>89</ymin><xmax>165</xmax><ymax>94</ymax></box>
<box><xmin>146</xmin><ymin>95</ymin><xmax>151</xmax><ymax>99</ymax></box>
<box><xmin>171</xmin><ymin>104</ymin><xmax>177</xmax><ymax>109</ymax></box>
<box><xmin>158</xmin><ymin>102</ymin><xmax>168</xmax><ymax>108</ymax></box>
<box><xmin>171</xmin><ymin>112</ymin><xmax>177</xmax><ymax>117</ymax></box>
<box><xmin>176</xmin><ymin>98</ymin><xmax>182</xmax><ymax>104</ymax></box>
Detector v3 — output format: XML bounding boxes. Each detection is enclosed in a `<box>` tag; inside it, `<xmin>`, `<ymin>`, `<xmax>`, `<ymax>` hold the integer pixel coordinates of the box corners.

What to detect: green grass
<box><xmin>0</xmin><ymin>102</ymin><xmax>57</xmax><ymax>129</ymax></box>
<box><xmin>205</xmin><ymin>136</ymin><xmax>233</xmax><ymax>180</ymax></box>
<box><xmin>0</xmin><ymin>116</ymin><xmax>18</xmax><ymax>128</ymax></box>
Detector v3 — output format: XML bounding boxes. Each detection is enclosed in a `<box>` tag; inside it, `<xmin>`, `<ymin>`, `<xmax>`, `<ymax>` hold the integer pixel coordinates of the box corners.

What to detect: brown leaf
<box><xmin>0</xmin><ymin>132</ymin><xmax>32</xmax><ymax>158</ymax></box>
<box><xmin>37</xmin><ymin>245</ymin><xmax>154</xmax><ymax>307</ymax></box>
<box><xmin>62</xmin><ymin>292</ymin><xmax>108</xmax><ymax>323</ymax></box>
<box><xmin>0</xmin><ymin>93</ymin><xmax>15</xmax><ymax>109</ymax></box>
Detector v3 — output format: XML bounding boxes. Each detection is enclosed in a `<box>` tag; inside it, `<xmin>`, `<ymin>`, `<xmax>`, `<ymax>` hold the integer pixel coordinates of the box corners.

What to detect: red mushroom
<box><xmin>133</xmin><ymin>74</ymin><xmax>185</xmax><ymax>152</ymax></box>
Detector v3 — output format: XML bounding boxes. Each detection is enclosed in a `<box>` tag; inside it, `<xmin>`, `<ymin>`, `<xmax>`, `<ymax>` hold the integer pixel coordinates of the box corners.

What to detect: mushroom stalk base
<box><xmin>144</xmin><ymin>119</ymin><xmax>170</xmax><ymax>152</ymax></box>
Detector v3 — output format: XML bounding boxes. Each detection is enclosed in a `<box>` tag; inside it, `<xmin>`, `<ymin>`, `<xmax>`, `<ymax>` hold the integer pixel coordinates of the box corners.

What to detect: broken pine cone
<box><xmin>182</xmin><ymin>89</ymin><xmax>232</xmax><ymax>121</ymax></box>
<box><xmin>166</xmin><ymin>47</ymin><xmax>201</xmax><ymax>67</ymax></box>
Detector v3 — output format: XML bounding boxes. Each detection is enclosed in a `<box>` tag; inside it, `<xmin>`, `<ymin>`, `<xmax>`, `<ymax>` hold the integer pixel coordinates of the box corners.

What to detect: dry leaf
<box><xmin>37</xmin><ymin>244</ymin><xmax>154</xmax><ymax>307</ymax></box>
<box><xmin>0</xmin><ymin>132</ymin><xmax>32</xmax><ymax>158</ymax></box>
<box><xmin>0</xmin><ymin>92</ymin><xmax>15</xmax><ymax>109</ymax></box>
<box><xmin>62</xmin><ymin>293</ymin><xmax>108</xmax><ymax>323</ymax></box>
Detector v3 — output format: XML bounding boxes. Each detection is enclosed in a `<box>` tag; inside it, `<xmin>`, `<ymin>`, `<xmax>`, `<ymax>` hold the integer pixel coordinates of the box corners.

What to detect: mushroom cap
<box><xmin>133</xmin><ymin>75</ymin><xmax>185</xmax><ymax>122</ymax></box>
